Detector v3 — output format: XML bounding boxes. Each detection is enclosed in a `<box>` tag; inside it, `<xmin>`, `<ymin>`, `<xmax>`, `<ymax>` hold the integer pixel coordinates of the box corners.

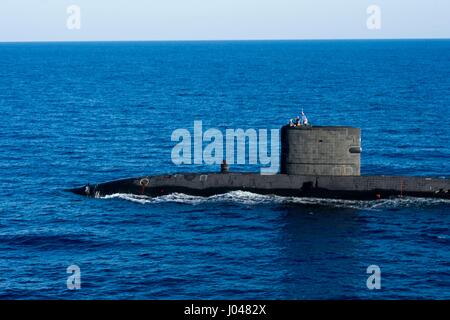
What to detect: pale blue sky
<box><xmin>1</xmin><ymin>0</ymin><xmax>449</xmax><ymax>41</ymax></box>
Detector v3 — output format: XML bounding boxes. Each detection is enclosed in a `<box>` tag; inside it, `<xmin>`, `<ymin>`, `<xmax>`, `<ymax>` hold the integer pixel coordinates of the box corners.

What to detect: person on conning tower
<box><xmin>301</xmin><ymin>109</ymin><xmax>309</xmax><ymax>125</ymax></box>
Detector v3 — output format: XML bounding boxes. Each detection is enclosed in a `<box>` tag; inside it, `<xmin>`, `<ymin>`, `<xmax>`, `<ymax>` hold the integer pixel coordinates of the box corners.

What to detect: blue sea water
<box><xmin>0</xmin><ymin>40</ymin><xmax>449</xmax><ymax>299</ymax></box>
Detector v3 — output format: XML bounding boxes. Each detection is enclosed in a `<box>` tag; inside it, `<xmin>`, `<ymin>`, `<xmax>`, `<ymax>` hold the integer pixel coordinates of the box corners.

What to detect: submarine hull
<box><xmin>68</xmin><ymin>173</ymin><xmax>450</xmax><ymax>201</ymax></box>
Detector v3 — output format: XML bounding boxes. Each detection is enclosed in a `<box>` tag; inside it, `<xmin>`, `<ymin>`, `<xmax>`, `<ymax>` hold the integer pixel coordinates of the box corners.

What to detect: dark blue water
<box><xmin>0</xmin><ymin>40</ymin><xmax>449</xmax><ymax>299</ymax></box>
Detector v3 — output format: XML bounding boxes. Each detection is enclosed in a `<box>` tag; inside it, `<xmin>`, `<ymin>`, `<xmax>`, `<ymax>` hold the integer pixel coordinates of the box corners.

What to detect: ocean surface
<box><xmin>0</xmin><ymin>40</ymin><xmax>449</xmax><ymax>299</ymax></box>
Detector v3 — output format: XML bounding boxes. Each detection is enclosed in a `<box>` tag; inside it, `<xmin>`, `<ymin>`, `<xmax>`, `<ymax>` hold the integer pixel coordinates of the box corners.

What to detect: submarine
<box><xmin>69</xmin><ymin>124</ymin><xmax>450</xmax><ymax>200</ymax></box>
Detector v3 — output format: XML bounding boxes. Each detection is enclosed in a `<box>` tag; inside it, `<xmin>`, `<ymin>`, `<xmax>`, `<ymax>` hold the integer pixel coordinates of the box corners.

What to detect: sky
<box><xmin>1</xmin><ymin>0</ymin><xmax>449</xmax><ymax>42</ymax></box>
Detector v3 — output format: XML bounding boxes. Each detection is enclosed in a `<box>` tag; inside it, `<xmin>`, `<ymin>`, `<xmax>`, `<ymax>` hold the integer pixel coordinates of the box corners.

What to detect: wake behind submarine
<box><xmin>69</xmin><ymin>122</ymin><xmax>450</xmax><ymax>201</ymax></box>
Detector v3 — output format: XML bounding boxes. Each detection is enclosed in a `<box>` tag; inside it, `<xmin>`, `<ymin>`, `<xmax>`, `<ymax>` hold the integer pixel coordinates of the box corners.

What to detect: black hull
<box><xmin>68</xmin><ymin>173</ymin><xmax>450</xmax><ymax>201</ymax></box>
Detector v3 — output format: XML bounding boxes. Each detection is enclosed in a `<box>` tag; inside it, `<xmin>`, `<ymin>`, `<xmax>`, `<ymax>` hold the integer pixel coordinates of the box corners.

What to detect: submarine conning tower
<box><xmin>280</xmin><ymin>125</ymin><xmax>362</xmax><ymax>176</ymax></box>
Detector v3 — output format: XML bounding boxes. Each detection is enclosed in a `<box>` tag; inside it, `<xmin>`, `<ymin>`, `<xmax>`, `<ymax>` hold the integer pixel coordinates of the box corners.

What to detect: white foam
<box><xmin>100</xmin><ymin>191</ymin><xmax>450</xmax><ymax>209</ymax></box>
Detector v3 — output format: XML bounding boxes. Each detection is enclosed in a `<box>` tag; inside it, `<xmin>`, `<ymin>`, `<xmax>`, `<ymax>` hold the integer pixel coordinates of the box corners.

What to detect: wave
<box><xmin>0</xmin><ymin>233</ymin><xmax>108</xmax><ymax>250</ymax></box>
<box><xmin>100</xmin><ymin>191</ymin><xmax>450</xmax><ymax>210</ymax></box>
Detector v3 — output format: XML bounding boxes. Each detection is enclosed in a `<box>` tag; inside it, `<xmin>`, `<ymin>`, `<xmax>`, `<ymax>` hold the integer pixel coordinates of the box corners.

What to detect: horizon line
<box><xmin>1</xmin><ymin>37</ymin><xmax>449</xmax><ymax>44</ymax></box>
